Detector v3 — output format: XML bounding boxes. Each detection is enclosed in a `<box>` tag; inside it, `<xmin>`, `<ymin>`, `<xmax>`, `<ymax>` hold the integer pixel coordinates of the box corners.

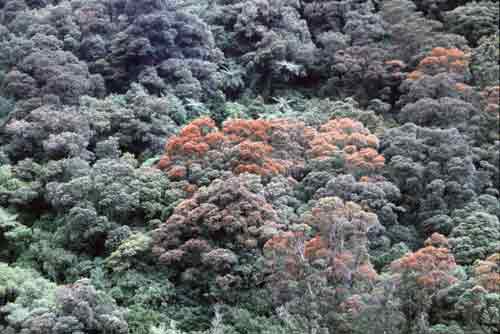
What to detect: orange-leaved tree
<box><xmin>262</xmin><ymin>197</ymin><xmax>381</xmax><ymax>332</ymax></box>
<box><xmin>408</xmin><ymin>47</ymin><xmax>470</xmax><ymax>81</ymax></box>
<box><xmin>390</xmin><ymin>243</ymin><xmax>457</xmax><ymax>292</ymax></box>
<box><xmin>307</xmin><ymin>118</ymin><xmax>385</xmax><ymax>176</ymax></box>
<box><xmin>264</xmin><ymin>197</ymin><xmax>380</xmax><ymax>292</ymax></box>
<box><xmin>457</xmin><ymin>252</ymin><xmax>499</xmax><ymax>333</ymax></box>
<box><xmin>158</xmin><ymin>117</ymin><xmax>385</xmax><ymax>184</ymax></box>
<box><xmin>390</xmin><ymin>234</ymin><xmax>458</xmax><ymax>333</ymax></box>
<box><xmin>157</xmin><ymin>117</ymin><xmax>315</xmax><ymax>183</ymax></box>
<box><xmin>473</xmin><ymin>252</ymin><xmax>500</xmax><ymax>293</ymax></box>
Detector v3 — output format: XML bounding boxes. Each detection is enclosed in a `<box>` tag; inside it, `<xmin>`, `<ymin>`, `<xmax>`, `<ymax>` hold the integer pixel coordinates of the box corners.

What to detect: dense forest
<box><xmin>0</xmin><ymin>0</ymin><xmax>499</xmax><ymax>333</ymax></box>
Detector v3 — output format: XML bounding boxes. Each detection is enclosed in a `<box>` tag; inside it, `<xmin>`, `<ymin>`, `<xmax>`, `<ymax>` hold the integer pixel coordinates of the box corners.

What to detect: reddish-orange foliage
<box><xmin>305</xmin><ymin>197</ymin><xmax>379</xmax><ymax>256</ymax></box>
<box><xmin>482</xmin><ymin>86</ymin><xmax>500</xmax><ymax>105</ymax></box>
<box><xmin>165</xmin><ymin>117</ymin><xmax>219</xmax><ymax>157</ymax></box>
<box><xmin>226</xmin><ymin>119</ymin><xmax>307</xmax><ymax>176</ymax></box>
<box><xmin>263</xmin><ymin>231</ymin><xmax>308</xmax><ymax>276</ymax></box>
<box><xmin>304</xmin><ymin>236</ymin><xmax>329</xmax><ymax>259</ymax></box>
<box><xmin>158</xmin><ymin>118</ymin><xmax>313</xmax><ymax>179</ymax></box>
<box><xmin>474</xmin><ymin>253</ymin><xmax>500</xmax><ymax>293</ymax></box>
<box><xmin>345</xmin><ymin>148</ymin><xmax>385</xmax><ymax>173</ymax></box>
<box><xmin>157</xmin><ymin>157</ymin><xmax>171</xmax><ymax>170</ymax></box>
<box><xmin>264</xmin><ymin>232</ymin><xmax>331</xmax><ymax>261</ymax></box>
<box><xmin>391</xmin><ymin>246</ymin><xmax>458</xmax><ymax>290</ymax></box>
<box><xmin>329</xmin><ymin>251</ymin><xmax>378</xmax><ymax>285</ymax></box>
<box><xmin>222</xmin><ymin>119</ymin><xmax>272</xmax><ymax>142</ymax></box>
<box><xmin>167</xmin><ymin>165</ymin><xmax>187</xmax><ymax>180</ymax></box>
<box><xmin>263</xmin><ymin>231</ymin><xmax>301</xmax><ymax>256</ymax></box>
<box><xmin>357</xmin><ymin>263</ymin><xmax>378</xmax><ymax>281</ymax></box>
<box><xmin>407</xmin><ymin>71</ymin><xmax>424</xmax><ymax>81</ymax></box>
<box><xmin>265</xmin><ymin>197</ymin><xmax>380</xmax><ymax>286</ymax></box>
<box><xmin>359</xmin><ymin>175</ymin><xmax>387</xmax><ymax>183</ymax></box>
<box><xmin>308</xmin><ymin>118</ymin><xmax>384</xmax><ymax>174</ymax></box>
<box><xmin>264</xmin><ymin>231</ymin><xmax>378</xmax><ymax>285</ymax></box>
<box><xmin>481</xmin><ymin>86</ymin><xmax>500</xmax><ymax>116</ymax></box>
<box><xmin>158</xmin><ymin>117</ymin><xmax>385</xmax><ymax>181</ymax></box>
<box><xmin>408</xmin><ymin>48</ymin><xmax>470</xmax><ymax>80</ymax></box>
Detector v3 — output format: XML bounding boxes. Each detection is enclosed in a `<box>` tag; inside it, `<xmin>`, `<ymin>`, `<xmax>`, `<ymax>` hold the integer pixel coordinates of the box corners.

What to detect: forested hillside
<box><xmin>0</xmin><ymin>0</ymin><xmax>499</xmax><ymax>333</ymax></box>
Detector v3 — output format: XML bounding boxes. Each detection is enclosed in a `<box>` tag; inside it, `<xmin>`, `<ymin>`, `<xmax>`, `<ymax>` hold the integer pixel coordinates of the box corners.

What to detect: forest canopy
<box><xmin>0</xmin><ymin>0</ymin><xmax>499</xmax><ymax>333</ymax></box>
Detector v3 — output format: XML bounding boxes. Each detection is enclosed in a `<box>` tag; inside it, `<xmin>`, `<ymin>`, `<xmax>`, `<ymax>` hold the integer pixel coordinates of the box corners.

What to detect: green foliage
<box><xmin>444</xmin><ymin>1</ymin><xmax>499</xmax><ymax>46</ymax></box>
<box><xmin>457</xmin><ymin>287</ymin><xmax>500</xmax><ymax>334</ymax></box>
<box><xmin>43</xmin><ymin>155</ymin><xmax>188</xmax><ymax>257</ymax></box>
<box><xmin>372</xmin><ymin>242</ymin><xmax>411</xmax><ymax>271</ymax></box>
<box><xmin>350</xmin><ymin>278</ymin><xmax>406</xmax><ymax>334</ymax></box>
<box><xmin>128</xmin><ymin>304</ymin><xmax>171</xmax><ymax>334</ymax></box>
<box><xmin>105</xmin><ymin>233</ymin><xmax>153</xmax><ymax>272</ymax></box>
<box><xmin>0</xmin><ymin>0</ymin><xmax>497</xmax><ymax>333</ymax></box>
<box><xmin>0</xmin><ymin>164</ymin><xmax>34</xmax><ymax>206</ymax></box>
<box><xmin>471</xmin><ymin>33</ymin><xmax>500</xmax><ymax>87</ymax></box>
<box><xmin>381</xmin><ymin>123</ymin><xmax>480</xmax><ymax>236</ymax></box>
<box><xmin>0</xmin><ymin>207</ymin><xmax>31</xmax><ymax>260</ymax></box>
<box><xmin>260</xmin><ymin>97</ymin><xmax>385</xmax><ymax>133</ymax></box>
<box><xmin>449</xmin><ymin>211</ymin><xmax>500</xmax><ymax>265</ymax></box>
<box><xmin>428</xmin><ymin>323</ymin><xmax>465</xmax><ymax>334</ymax></box>
<box><xmin>150</xmin><ymin>322</ymin><xmax>188</xmax><ymax>334</ymax></box>
<box><xmin>11</xmin><ymin>214</ymin><xmax>98</xmax><ymax>284</ymax></box>
<box><xmin>0</xmin><ymin>263</ymin><xmax>56</xmax><ymax>323</ymax></box>
<box><xmin>0</xmin><ymin>96</ymin><xmax>14</xmax><ymax>122</ymax></box>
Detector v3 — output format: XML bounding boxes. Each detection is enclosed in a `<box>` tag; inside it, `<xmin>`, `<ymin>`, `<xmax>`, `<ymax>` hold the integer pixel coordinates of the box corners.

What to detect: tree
<box><xmin>208</xmin><ymin>0</ymin><xmax>317</xmax><ymax>96</ymax></box>
<box><xmin>158</xmin><ymin>116</ymin><xmax>385</xmax><ymax>186</ymax></box>
<box><xmin>2</xmin><ymin>83</ymin><xmax>184</xmax><ymax>163</ymax></box>
<box><xmin>108</xmin><ymin>2</ymin><xmax>221</xmax><ymax>99</ymax></box>
<box><xmin>444</xmin><ymin>1</ymin><xmax>499</xmax><ymax>46</ymax></box>
<box><xmin>473</xmin><ymin>253</ymin><xmax>500</xmax><ymax>293</ymax></box>
<box><xmin>301</xmin><ymin>196</ymin><xmax>381</xmax><ymax>275</ymax></box>
<box><xmin>307</xmin><ymin>118</ymin><xmax>385</xmax><ymax>177</ymax></box>
<box><xmin>19</xmin><ymin>279</ymin><xmax>128</xmax><ymax>333</ymax></box>
<box><xmin>0</xmin><ymin>32</ymin><xmax>104</xmax><ymax>105</ymax></box>
<box><xmin>263</xmin><ymin>196</ymin><xmax>381</xmax><ymax>334</ymax></box>
<box><xmin>390</xmin><ymin>239</ymin><xmax>458</xmax><ymax>334</ymax></box>
<box><xmin>397</xmin><ymin>97</ymin><xmax>479</xmax><ymax>135</ymax></box>
<box><xmin>0</xmin><ymin>207</ymin><xmax>31</xmax><ymax>261</ymax></box>
<box><xmin>1</xmin><ymin>0</ymin><xmax>28</xmax><ymax>25</ymax></box>
<box><xmin>326</xmin><ymin>46</ymin><xmax>395</xmax><ymax>104</ymax></box>
<box><xmin>158</xmin><ymin>117</ymin><xmax>309</xmax><ymax>183</ymax></box>
<box><xmin>314</xmin><ymin>174</ymin><xmax>401</xmax><ymax>216</ymax></box>
<box><xmin>1</xmin><ymin>263</ymin><xmax>128</xmax><ymax>334</ymax></box>
<box><xmin>471</xmin><ymin>33</ymin><xmax>500</xmax><ymax>88</ymax></box>
<box><xmin>77</xmin><ymin>84</ymin><xmax>182</xmax><ymax>159</ymax></box>
<box><xmin>0</xmin><ymin>262</ymin><xmax>56</xmax><ymax>325</ymax></box>
<box><xmin>152</xmin><ymin>173</ymin><xmax>281</xmax><ymax>301</ymax></box>
<box><xmin>380</xmin><ymin>0</ymin><xmax>468</xmax><ymax>64</ymax></box>
<box><xmin>381</xmin><ymin>123</ymin><xmax>480</xmax><ymax>234</ymax></box>
<box><xmin>449</xmin><ymin>199</ymin><xmax>500</xmax><ymax>265</ymax></box>
<box><xmin>349</xmin><ymin>278</ymin><xmax>406</xmax><ymax>334</ymax></box>
<box><xmin>406</xmin><ymin>47</ymin><xmax>471</xmax><ymax>82</ymax></box>
<box><xmin>411</xmin><ymin>0</ymin><xmax>454</xmax><ymax>20</ymax></box>
<box><xmin>457</xmin><ymin>255</ymin><xmax>500</xmax><ymax>334</ymax></box>
<box><xmin>261</xmin><ymin>97</ymin><xmax>385</xmax><ymax>132</ymax></box>
<box><xmin>4</xmin><ymin>104</ymin><xmax>94</xmax><ymax>162</ymax></box>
